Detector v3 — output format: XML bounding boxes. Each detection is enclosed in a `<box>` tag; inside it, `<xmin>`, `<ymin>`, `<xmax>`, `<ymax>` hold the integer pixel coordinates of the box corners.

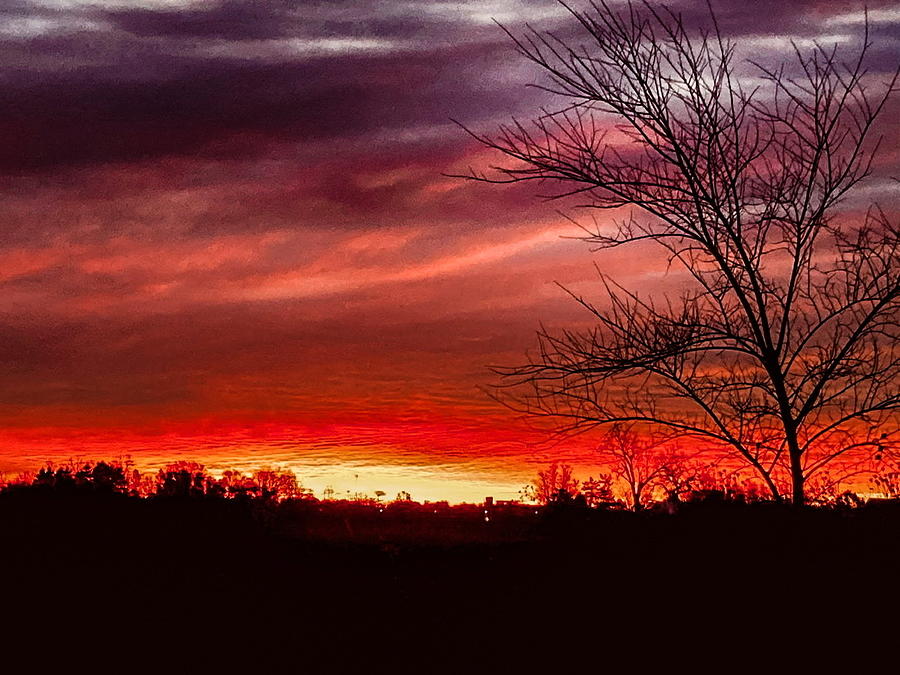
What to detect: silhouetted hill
<box><xmin>2</xmin><ymin>488</ymin><xmax>898</xmax><ymax>671</ymax></box>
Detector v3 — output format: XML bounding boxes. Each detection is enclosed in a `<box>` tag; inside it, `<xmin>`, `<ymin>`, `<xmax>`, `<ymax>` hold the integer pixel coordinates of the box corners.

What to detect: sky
<box><xmin>1</xmin><ymin>0</ymin><xmax>898</xmax><ymax>502</ymax></box>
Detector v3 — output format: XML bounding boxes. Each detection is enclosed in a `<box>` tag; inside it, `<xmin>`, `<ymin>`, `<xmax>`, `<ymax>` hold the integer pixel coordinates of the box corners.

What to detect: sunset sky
<box><xmin>1</xmin><ymin>0</ymin><xmax>898</xmax><ymax>501</ymax></box>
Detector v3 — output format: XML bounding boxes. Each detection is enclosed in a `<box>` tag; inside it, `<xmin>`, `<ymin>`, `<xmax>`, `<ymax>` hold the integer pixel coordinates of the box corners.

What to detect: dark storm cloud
<box><xmin>105</xmin><ymin>1</ymin><xmax>302</xmax><ymax>40</ymax></box>
<box><xmin>0</xmin><ymin>57</ymin><xmax>414</xmax><ymax>170</ymax></box>
<box><xmin>0</xmin><ymin>45</ymin><xmax>512</xmax><ymax>172</ymax></box>
<box><xmin>0</xmin><ymin>0</ymin><xmax>567</xmax><ymax>174</ymax></box>
<box><xmin>0</xmin><ymin>0</ymin><xmax>894</xmax><ymax>176</ymax></box>
<box><xmin>0</xmin><ymin>0</ymin><xmax>893</xmax><ymax>250</ymax></box>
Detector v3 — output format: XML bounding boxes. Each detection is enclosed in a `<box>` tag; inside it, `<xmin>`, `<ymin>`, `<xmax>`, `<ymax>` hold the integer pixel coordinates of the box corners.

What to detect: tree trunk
<box><xmin>772</xmin><ymin>366</ymin><xmax>804</xmax><ymax>506</ymax></box>
<box><xmin>787</xmin><ymin>436</ymin><xmax>805</xmax><ymax>506</ymax></box>
<box><xmin>790</xmin><ymin>454</ymin><xmax>805</xmax><ymax>506</ymax></box>
<box><xmin>762</xmin><ymin>473</ymin><xmax>783</xmax><ymax>504</ymax></box>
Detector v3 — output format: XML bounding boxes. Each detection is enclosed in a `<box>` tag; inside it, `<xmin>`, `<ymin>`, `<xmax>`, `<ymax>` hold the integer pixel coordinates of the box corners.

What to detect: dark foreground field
<box><xmin>2</xmin><ymin>489</ymin><xmax>898</xmax><ymax>671</ymax></box>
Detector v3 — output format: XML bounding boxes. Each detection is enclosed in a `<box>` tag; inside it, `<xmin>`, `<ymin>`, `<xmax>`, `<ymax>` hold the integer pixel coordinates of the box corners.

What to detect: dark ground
<box><xmin>2</xmin><ymin>489</ymin><xmax>898</xmax><ymax>672</ymax></box>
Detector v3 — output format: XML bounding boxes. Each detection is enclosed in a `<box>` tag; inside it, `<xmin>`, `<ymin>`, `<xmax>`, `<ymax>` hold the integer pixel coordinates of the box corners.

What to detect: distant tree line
<box><xmin>4</xmin><ymin>449</ymin><xmax>897</xmax><ymax>511</ymax></box>
<box><xmin>527</xmin><ymin>431</ymin><xmax>900</xmax><ymax>510</ymax></box>
<box><xmin>1</xmin><ymin>460</ymin><xmax>313</xmax><ymax>502</ymax></box>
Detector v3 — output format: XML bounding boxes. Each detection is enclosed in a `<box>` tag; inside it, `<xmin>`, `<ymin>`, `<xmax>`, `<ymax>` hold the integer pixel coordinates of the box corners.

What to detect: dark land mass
<box><xmin>2</xmin><ymin>487</ymin><xmax>898</xmax><ymax>671</ymax></box>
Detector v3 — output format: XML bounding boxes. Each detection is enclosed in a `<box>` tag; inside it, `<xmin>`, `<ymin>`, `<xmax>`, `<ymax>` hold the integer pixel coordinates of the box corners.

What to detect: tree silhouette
<box><xmin>156</xmin><ymin>461</ymin><xmax>209</xmax><ymax>498</ymax></box>
<box><xmin>253</xmin><ymin>469</ymin><xmax>306</xmax><ymax>501</ymax></box>
<box><xmin>33</xmin><ymin>466</ymin><xmax>75</xmax><ymax>490</ymax></box>
<box><xmin>870</xmin><ymin>445</ymin><xmax>900</xmax><ymax>498</ymax></box>
<box><xmin>532</xmin><ymin>461</ymin><xmax>580</xmax><ymax>504</ymax></box>
<box><xmin>580</xmin><ymin>474</ymin><xmax>616</xmax><ymax>507</ymax></box>
<box><xmin>32</xmin><ymin>461</ymin><xmax>128</xmax><ymax>494</ymax></box>
<box><xmin>76</xmin><ymin>462</ymin><xmax>128</xmax><ymax>493</ymax></box>
<box><xmin>462</xmin><ymin>0</ymin><xmax>900</xmax><ymax>504</ymax></box>
<box><xmin>600</xmin><ymin>424</ymin><xmax>688</xmax><ymax>510</ymax></box>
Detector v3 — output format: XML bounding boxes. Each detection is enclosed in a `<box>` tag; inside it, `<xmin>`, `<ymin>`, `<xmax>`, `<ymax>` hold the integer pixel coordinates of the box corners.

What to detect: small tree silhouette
<box><xmin>600</xmin><ymin>425</ymin><xmax>687</xmax><ymax>510</ymax></box>
<box><xmin>253</xmin><ymin>469</ymin><xmax>305</xmax><ymax>501</ymax></box>
<box><xmin>156</xmin><ymin>461</ymin><xmax>208</xmax><ymax>498</ymax></box>
<box><xmin>532</xmin><ymin>462</ymin><xmax>580</xmax><ymax>504</ymax></box>
<box><xmin>32</xmin><ymin>461</ymin><xmax>128</xmax><ymax>494</ymax></box>
<box><xmin>76</xmin><ymin>462</ymin><xmax>128</xmax><ymax>493</ymax></box>
<box><xmin>580</xmin><ymin>474</ymin><xmax>616</xmax><ymax>507</ymax></box>
<box><xmin>870</xmin><ymin>444</ymin><xmax>900</xmax><ymax>498</ymax></box>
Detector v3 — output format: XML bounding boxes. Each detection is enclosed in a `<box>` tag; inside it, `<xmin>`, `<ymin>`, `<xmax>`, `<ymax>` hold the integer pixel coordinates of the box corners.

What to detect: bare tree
<box><xmin>600</xmin><ymin>424</ymin><xmax>684</xmax><ymax>510</ymax></box>
<box><xmin>580</xmin><ymin>473</ymin><xmax>616</xmax><ymax>507</ymax></box>
<box><xmin>461</xmin><ymin>1</ymin><xmax>899</xmax><ymax>505</ymax></box>
<box><xmin>869</xmin><ymin>445</ymin><xmax>900</xmax><ymax>498</ymax></box>
<box><xmin>532</xmin><ymin>461</ymin><xmax>580</xmax><ymax>504</ymax></box>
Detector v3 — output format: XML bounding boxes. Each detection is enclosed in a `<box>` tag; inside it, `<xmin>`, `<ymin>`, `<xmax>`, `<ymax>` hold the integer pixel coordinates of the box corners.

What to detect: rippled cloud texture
<box><xmin>1</xmin><ymin>0</ymin><xmax>898</xmax><ymax>500</ymax></box>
